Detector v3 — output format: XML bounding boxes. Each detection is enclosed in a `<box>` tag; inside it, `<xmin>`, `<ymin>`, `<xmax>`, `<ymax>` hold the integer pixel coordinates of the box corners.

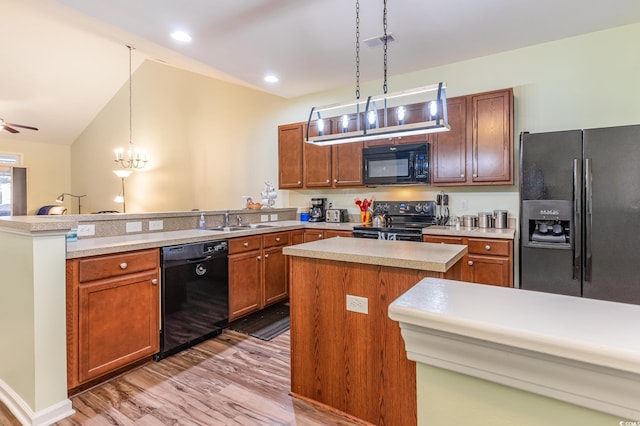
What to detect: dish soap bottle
<box><xmin>199</xmin><ymin>213</ymin><xmax>206</xmax><ymax>230</ymax></box>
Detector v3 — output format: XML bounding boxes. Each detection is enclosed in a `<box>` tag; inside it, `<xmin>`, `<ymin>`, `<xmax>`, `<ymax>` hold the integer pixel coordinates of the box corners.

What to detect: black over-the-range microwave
<box><xmin>362</xmin><ymin>143</ymin><xmax>430</xmax><ymax>185</ymax></box>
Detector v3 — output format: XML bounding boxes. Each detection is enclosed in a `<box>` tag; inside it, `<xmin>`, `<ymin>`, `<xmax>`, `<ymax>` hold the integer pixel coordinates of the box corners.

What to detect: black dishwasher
<box><xmin>155</xmin><ymin>240</ymin><xmax>229</xmax><ymax>360</ymax></box>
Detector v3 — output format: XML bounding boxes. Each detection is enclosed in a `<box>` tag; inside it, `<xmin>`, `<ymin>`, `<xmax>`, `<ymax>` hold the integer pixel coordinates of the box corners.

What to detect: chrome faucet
<box><xmin>236</xmin><ymin>215</ymin><xmax>243</xmax><ymax>226</ymax></box>
<box><xmin>224</xmin><ymin>211</ymin><xmax>229</xmax><ymax>226</ymax></box>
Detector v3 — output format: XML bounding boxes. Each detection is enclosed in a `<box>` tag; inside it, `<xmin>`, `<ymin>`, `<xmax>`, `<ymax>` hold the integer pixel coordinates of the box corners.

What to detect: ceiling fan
<box><xmin>0</xmin><ymin>118</ymin><xmax>39</xmax><ymax>134</ymax></box>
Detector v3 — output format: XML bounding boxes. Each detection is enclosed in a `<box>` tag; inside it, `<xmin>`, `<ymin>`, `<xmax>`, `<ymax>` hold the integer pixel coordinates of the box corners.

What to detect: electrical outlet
<box><xmin>346</xmin><ymin>295</ymin><xmax>368</xmax><ymax>314</ymax></box>
<box><xmin>460</xmin><ymin>200</ymin><xmax>468</xmax><ymax>211</ymax></box>
<box><xmin>261</xmin><ymin>214</ymin><xmax>269</xmax><ymax>222</ymax></box>
<box><xmin>149</xmin><ymin>220</ymin><xmax>164</xmax><ymax>231</ymax></box>
<box><xmin>77</xmin><ymin>224</ymin><xmax>95</xmax><ymax>237</ymax></box>
<box><xmin>126</xmin><ymin>221</ymin><xmax>142</xmax><ymax>233</ymax></box>
<box><xmin>270</xmin><ymin>213</ymin><xmax>278</xmax><ymax>221</ymax></box>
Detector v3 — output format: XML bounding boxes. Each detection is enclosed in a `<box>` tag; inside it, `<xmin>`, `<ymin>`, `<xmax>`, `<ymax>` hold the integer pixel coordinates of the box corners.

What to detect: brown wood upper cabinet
<box><xmin>278</xmin><ymin>120</ymin><xmax>363</xmax><ymax>189</ymax></box>
<box><xmin>430</xmin><ymin>88</ymin><xmax>514</xmax><ymax>186</ymax></box>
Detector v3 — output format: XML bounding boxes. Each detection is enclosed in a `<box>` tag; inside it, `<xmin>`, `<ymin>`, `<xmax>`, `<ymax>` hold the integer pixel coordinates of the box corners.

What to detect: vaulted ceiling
<box><xmin>2</xmin><ymin>0</ymin><xmax>640</xmax><ymax>145</ymax></box>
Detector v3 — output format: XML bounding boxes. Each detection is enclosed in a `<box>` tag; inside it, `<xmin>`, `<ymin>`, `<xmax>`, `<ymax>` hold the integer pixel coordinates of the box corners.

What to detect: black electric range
<box><xmin>352</xmin><ymin>201</ymin><xmax>437</xmax><ymax>242</ymax></box>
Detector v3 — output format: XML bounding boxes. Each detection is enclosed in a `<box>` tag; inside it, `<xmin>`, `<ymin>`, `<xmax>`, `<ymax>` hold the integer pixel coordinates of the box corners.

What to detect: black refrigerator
<box><xmin>520</xmin><ymin>124</ymin><xmax>640</xmax><ymax>304</ymax></box>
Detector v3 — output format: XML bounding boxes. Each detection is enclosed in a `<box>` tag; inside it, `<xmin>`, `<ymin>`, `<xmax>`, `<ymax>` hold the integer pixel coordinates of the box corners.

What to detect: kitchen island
<box><xmin>389</xmin><ymin>278</ymin><xmax>640</xmax><ymax>424</ymax></box>
<box><xmin>283</xmin><ymin>237</ymin><xmax>466</xmax><ymax>426</ymax></box>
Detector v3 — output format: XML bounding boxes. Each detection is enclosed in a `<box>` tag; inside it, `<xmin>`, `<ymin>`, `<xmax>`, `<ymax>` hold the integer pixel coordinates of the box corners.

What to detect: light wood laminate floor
<box><xmin>0</xmin><ymin>330</ymin><xmax>362</xmax><ymax>425</ymax></box>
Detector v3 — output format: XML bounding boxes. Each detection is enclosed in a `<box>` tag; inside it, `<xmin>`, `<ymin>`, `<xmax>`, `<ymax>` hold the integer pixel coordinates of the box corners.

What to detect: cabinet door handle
<box><xmin>326</xmin><ymin>179</ymin><xmax>330</xmax><ymax>183</ymax></box>
<box><xmin>460</xmin><ymin>174</ymin><xmax>465</xmax><ymax>178</ymax></box>
<box><xmin>265</xmin><ymin>254</ymin><xmax>269</xmax><ymax>259</ymax></box>
<box><xmin>334</xmin><ymin>179</ymin><xmax>338</xmax><ymax>183</ymax></box>
<box><xmin>468</xmin><ymin>260</ymin><xmax>474</xmax><ymax>266</ymax></box>
<box><xmin>151</xmin><ymin>279</ymin><xmax>158</xmax><ymax>285</ymax></box>
<box><xmin>120</xmin><ymin>262</ymin><xmax>128</xmax><ymax>270</ymax></box>
<box><xmin>243</xmin><ymin>242</ymin><xmax>249</xmax><ymax>247</ymax></box>
<box><xmin>297</xmin><ymin>181</ymin><xmax>301</xmax><ymax>185</ymax></box>
<box><xmin>257</xmin><ymin>255</ymin><xmax>262</xmax><ymax>260</ymax></box>
<box><xmin>473</xmin><ymin>173</ymin><xmax>477</xmax><ymax>178</ymax></box>
<box><xmin>485</xmin><ymin>245</ymin><xmax>491</xmax><ymax>251</ymax></box>
<box><xmin>275</xmin><ymin>237</ymin><xmax>281</xmax><ymax>242</ymax></box>
<box><xmin>318</xmin><ymin>234</ymin><xmax>323</xmax><ymax>238</ymax></box>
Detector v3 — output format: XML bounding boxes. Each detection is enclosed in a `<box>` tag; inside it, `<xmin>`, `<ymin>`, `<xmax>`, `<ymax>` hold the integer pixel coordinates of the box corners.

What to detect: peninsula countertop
<box><xmin>283</xmin><ymin>237</ymin><xmax>467</xmax><ymax>272</ymax></box>
<box><xmin>388</xmin><ymin>278</ymin><xmax>640</xmax><ymax>419</ymax></box>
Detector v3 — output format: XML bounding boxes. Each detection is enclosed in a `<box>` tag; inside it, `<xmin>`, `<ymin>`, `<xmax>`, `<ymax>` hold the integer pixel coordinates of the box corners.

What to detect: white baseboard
<box><xmin>0</xmin><ymin>379</ymin><xmax>74</xmax><ymax>426</ymax></box>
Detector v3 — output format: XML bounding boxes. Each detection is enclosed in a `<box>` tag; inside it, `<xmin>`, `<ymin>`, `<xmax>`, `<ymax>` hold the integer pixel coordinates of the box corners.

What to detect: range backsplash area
<box><xmin>283</xmin><ymin>187</ymin><xmax>519</xmax><ymax>225</ymax></box>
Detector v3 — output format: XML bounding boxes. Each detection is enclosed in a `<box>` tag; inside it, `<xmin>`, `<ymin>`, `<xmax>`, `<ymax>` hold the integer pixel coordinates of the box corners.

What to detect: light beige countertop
<box><xmin>65</xmin><ymin>220</ymin><xmax>356</xmax><ymax>259</ymax></box>
<box><xmin>388</xmin><ymin>278</ymin><xmax>640</xmax><ymax>419</ymax></box>
<box><xmin>0</xmin><ymin>215</ymin><xmax>74</xmax><ymax>234</ymax></box>
<box><xmin>283</xmin><ymin>237</ymin><xmax>467</xmax><ymax>272</ymax></box>
<box><xmin>424</xmin><ymin>225</ymin><xmax>516</xmax><ymax>240</ymax></box>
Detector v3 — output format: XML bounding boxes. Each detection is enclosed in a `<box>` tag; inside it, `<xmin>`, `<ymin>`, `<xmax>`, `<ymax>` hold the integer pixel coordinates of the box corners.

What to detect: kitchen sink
<box><xmin>207</xmin><ymin>226</ymin><xmax>244</xmax><ymax>232</ymax></box>
<box><xmin>238</xmin><ymin>223</ymin><xmax>275</xmax><ymax>229</ymax></box>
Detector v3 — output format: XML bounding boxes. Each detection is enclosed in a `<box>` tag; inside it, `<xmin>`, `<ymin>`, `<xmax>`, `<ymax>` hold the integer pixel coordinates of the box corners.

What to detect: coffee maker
<box><xmin>309</xmin><ymin>198</ymin><xmax>327</xmax><ymax>222</ymax></box>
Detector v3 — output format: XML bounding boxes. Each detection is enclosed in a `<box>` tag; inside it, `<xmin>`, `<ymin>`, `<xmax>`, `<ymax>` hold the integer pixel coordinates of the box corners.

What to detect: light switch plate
<box><xmin>346</xmin><ymin>295</ymin><xmax>368</xmax><ymax>314</ymax></box>
<box><xmin>126</xmin><ymin>222</ymin><xmax>142</xmax><ymax>233</ymax></box>
<box><xmin>149</xmin><ymin>220</ymin><xmax>163</xmax><ymax>231</ymax></box>
<box><xmin>77</xmin><ymin>224</ymin><xmax>95</xmax><ymax>237</ymax></box>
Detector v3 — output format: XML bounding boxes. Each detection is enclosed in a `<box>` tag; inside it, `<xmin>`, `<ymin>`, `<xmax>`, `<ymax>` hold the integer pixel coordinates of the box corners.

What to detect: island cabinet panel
<box><xmin>290</xmin><ymin>257</ymin><xmax>447</xmax><ymax>426</ymax></box>
<box><xmin>66</xmin><ymin>249</ymin><xmax>160</xmax><ymax>391</ymax></box>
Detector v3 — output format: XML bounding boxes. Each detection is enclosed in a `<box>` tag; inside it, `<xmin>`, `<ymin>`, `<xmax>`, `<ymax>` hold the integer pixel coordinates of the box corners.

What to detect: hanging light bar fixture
<box><xmin>306</xmin><ymin>1</ymin><xmax>450</xmax><ymax>146</ymax></box>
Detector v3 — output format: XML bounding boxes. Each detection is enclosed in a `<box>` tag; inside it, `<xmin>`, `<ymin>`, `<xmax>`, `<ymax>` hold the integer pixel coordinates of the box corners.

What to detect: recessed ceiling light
<box><xmin>264</xmin><ymin>75</ymin><xmax>279</xmax><ymax>83</ymax></box>
<box><xmin>171</xmin><ymin>30</ymin><xmax>192</xmax><ymax>43</ymax></box>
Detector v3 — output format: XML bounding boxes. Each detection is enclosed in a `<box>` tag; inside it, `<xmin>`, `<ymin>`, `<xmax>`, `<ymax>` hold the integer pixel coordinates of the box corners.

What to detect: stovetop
<box><xmin>353</xmin><ymin>201</ymin><xmax>437</xmax><ymax>233</ymax></box>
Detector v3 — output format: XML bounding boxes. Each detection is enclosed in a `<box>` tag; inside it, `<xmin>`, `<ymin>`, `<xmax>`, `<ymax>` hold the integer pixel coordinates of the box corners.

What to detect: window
<box><xmin>0</xmin><ymin>152</ymin><xmax>23</xmax><ymax>166</ymax></box>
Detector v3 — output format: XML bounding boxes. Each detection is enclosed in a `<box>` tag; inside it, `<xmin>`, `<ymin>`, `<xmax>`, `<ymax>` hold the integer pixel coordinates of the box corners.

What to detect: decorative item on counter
<box><xmin>247</xmin><ymin>201</ymin><xmax>262</xmax><ymax>210</ymax></box>
<box><xmin>355</xmin><ymin>197</ymin><xmax>374</xmax><ymax>224</ymax></box>
<box><xmin>260</xmin><ymin>181</ymin><xmax>277</xmax><ymax>208</ymax></box>
<box><xmin>241</xmin><ymin>196</ymin><xmax>252</xmax><ymax>209</ymax></box>
<box><xmin>300</xmin><ymin>207</ymin><xmax>310</xmax><ymax>222</ymax></box>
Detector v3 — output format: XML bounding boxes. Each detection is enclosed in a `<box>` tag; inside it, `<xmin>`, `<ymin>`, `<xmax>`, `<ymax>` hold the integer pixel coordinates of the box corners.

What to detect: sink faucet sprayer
<box><xmin>237</xmin><ymin>215</ymin><xmax>243</xmax><ymax>225</ymax></box>
<box><xmin>224</xmin><ymin>211</ymin><xmax>229</xmax><ymax>226</ymax></box>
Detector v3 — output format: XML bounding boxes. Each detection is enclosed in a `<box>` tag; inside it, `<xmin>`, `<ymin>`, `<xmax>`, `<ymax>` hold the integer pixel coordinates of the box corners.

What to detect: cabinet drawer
<box><xmin>467</xmin><ymin>238</ymin><xmax>511</xmax><ymax>257</ymax></box>
<box><xmin>229</xmin><ymin>235</ymin><xmax>262</xmax><ymax>254</ymax></box>
<box><xmin>423</xmin><ymin>235</ymin><xmax>464</xmax><ymax>245</ymax></box>
<box><xmin>78</xmin><ymin>249</ymin><xmax>159</xmax><ymax>283</ymax></box>
<box><xmin>263</xmin><ymin>231</ymin><xmax>289</xmax><ymax>248</ymax></box>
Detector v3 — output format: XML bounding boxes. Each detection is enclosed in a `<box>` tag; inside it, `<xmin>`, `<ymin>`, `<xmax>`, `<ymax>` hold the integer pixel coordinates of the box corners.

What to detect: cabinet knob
<box><xmin>318</xmin><ymin>234</ymin><xmax>323</xmax><ymax>238</ymax></box>
<box><xmin>257</xmin><ymin>255</ymin><xmax>261</xmax><ymax>260</ymax></box>
<box><xmin>473</xmin><ymin>173</ymin><xmax>477</xmax><ymax>178</ymax></box>
<box><xmin>297</xmin><ymin>181</ymin><xmax>301</xmax><ymax>185</ymax></box>
<box><xmin>265</xmin><ymin>254</ymin><xmax>269</xmax><ymax>259</ymax></box>
<box><xmin>334</xmin><ymin>179</ymin><xmax>338</xmax><ymax>183</ymax></box>
<box><xmin>326</xmin><ymin>179</ymin><xmax>330</xmax><ymax>183</ymax></box>
<box><xmin>151</xmin><ymin>279</ymin><xmax>158</xmax><ymax>285</ymax></box>
<box><xmin>243</xmin><ymin>242</ymin><xmax>249</xmax><ymax>247</ymax></box>
<box><xmin>485</xmin><ymin>245</ymin><xmax>491</xmax><ymax>251</ymax></box>
<box><xmin>460</xmin><ymin>174</ymin><xmax>465</xmax><ymax>178</ymax></box>
<box><xmin>275</xmin><ymin>237</ymin><xmax>281</xmax><ymax>242</ymax></box>
<box><xmin>468</xmin><ymin>260</ymin><xmax>474</xmax><ymax>266</ymax></box>
<box><xmin>119</xmin><ymin>262</ymin><xmax>128</xmax><ymax>270</ymax></box>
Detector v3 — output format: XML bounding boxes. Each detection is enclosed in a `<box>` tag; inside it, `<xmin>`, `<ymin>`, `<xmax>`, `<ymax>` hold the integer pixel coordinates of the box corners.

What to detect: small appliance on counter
<box><xmin>326</xmin><ymin>208</ymin><xmax>349</xmax><ymax>223</ymax></box>
<box><xmin>309</xmin><ymin>198</ymin><xmax>327</xmax><ymax>222</ymax></box>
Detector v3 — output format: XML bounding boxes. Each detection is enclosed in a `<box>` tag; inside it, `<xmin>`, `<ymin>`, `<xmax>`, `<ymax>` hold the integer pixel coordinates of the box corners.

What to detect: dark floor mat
<box><xmin>228</xmin><ymin>302</ymin><xmax>290</xmax><ymax>341</ymax></box>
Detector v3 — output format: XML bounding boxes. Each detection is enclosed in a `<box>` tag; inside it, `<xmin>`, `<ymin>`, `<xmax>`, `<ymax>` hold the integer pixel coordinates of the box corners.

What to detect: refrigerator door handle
<box><xmin>573</xmin><ymin>159</ymin><xmax>581</xmax><ymax>281</ymax></box>
<box><xmin>584</xmin><ymin>158</ymin><xmax>593</xmax><ymax>282</ymax></box>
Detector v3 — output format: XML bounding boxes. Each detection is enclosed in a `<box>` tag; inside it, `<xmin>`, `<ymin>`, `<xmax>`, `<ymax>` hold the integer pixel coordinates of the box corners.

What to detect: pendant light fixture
<box><xmin>114</xmin><ymin>45</ymin><xmax>148</xmax><ymax>169</ymax></box>
<box><xmin>306</xmin><ymin>0</ymin><xmax>450</xmax><ymax>146</ymax></box>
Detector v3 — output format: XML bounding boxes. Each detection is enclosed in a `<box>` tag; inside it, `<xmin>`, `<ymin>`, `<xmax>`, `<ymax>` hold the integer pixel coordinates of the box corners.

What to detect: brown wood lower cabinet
<box><xmin>66</xmin><ymin>249</ymin><xmax>160</xmax><ymax>390</ymax></box>
<box><xmin>423</xmin><ymin>235</ymin><xmax>513</xmax><ymax>287</ymax></box>
<box><xmin>304</xmin><ymin>229</ymin><xmax>352</xmax><ymax>241</ymax></box>
<box><xmin>228</xmin><ymin>231</ymin><xmax>291</xmax><ymax>321</ymax></box>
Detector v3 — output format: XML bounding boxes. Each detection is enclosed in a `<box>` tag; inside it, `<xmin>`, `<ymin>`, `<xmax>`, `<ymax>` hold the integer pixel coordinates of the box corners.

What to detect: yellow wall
<box><xmin>0</xmin><ymin>138</ymin><xmax>70</xmax><ymax>214</ymax></box>
<box><xmin>417</xmin><ymin>364</ymin><xmax>625</xmax><ymax>425</ymax></box>
<box><xmin>71</xmin><ymin>61</ymin><xmax>286</xmax><ymax>213</ymax></box>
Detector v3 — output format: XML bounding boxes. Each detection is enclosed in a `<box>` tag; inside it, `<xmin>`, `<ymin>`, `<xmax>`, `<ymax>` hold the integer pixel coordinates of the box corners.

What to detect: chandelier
<box><xmin>305</xmin><ymin>0</ymin><xmax>450</xmax><ymax>146</ymax></box>
<box><xmin>114</xmin><ymin>45</ymin><xmax>148</xmax><ymax>169</ymax></box>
